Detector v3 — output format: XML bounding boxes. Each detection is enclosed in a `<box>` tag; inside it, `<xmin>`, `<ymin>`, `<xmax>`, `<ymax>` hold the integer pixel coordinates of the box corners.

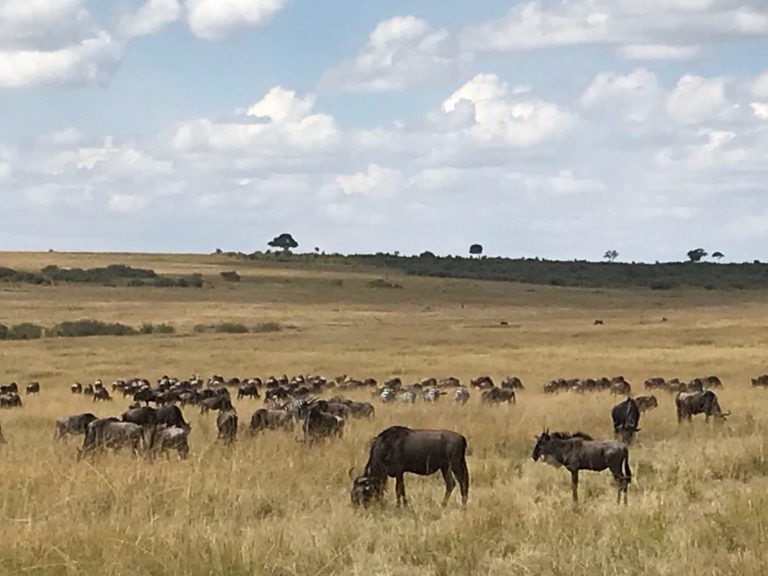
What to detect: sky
<box><xmin>1</xmin><ymin>0</ymin><xmax>768</xmax><ymax>261</ymax></box>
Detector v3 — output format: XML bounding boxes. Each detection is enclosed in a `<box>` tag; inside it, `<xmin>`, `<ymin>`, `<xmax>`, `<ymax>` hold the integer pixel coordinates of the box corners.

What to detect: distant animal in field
<box><xmin>609</xmin><ymin>377</ymin><xmax>631</xmax><ymax>396</ymax></box>
<box><xmin>454</xmin><ymin>387</ymin><xmax>470</xmax><ymax>405</ymax></box>
<box><xmin>71</xmin><ymin>383</ymin><xmax>83</xmax><ymax>394</ymax></box>
<box><xmin>0</xmin><ymin>393</ymin><xmax>22</xmax><ymax>408</ymax></box>
<box><xmin>249</xmin><ymin>408</ymin><xmax>294</xmax><ymax>433</ymax></box>
<box><xmin>611</xmin><ymin>397</ymin><xmax>640</xmax><ymax>444</ymax></box>
<box><xmin>0</xmin><ymin>383</ymin><xmax>18</xmax><ymax>395</ymax></box>
<box><xmin>532</xmin><ymin>430</ymin><xmax>631</xmax><ymax>505</ymax></box>
<box><xmin>350</xmin><ymin>426</ymin><xmax>469</xmax><ymax>508</ymax></box>
<box><xmin>470</xmin><ymin>376</ymin><xmax>494</xmax><ymax>389</ymax></box>
<box><xmin>25</xmin><ymin>382</ymin><xmax>40</xmax><ymax>395</ymax></box>
<box><xmin>55</xmin><ymin>413</ymin><xmax>98</xmax><ymax>440</ymax></box>
<box><xmin>752</xmin><ymin>375</ymin><xmax>768</xmax><ymax>388</ymax></box>
<box><xmin>481</xmin><ymin>387</ymin><xmax>515</xmax><ymax>404</ymax></box>
<box><xmin>237</xmin><ymin>382</ymin><xmax>260</xmax><ymax>400</ymax></box>
<box><xmin>92</xmin><ymin>388</ymin><xmax>112</xmax><ymax>402</ymax></box>
<box><xmin>635</xmin><ymin>395</ymin><xmax>658</xmax><ymax>413</ymax></box>
<box><xmin>298</xmin><ymin>400</ymin><xmax>344</xmax><ymax>444</ymax></box>
<box><xmin>594</xmin><ymin>319</ymin><xmax>604</xmax><ymax>325</ymax></box>
<box><xmin>80</xmin><ymin>418</ymin><xmax>143</xmax><ymax>458</ymax></box>
<box><xmin>216</xmin><ymin>409</ymin><xmax>238</xmax><ymax>444</ymax></box>
<box><xmin>143</xmin><ymin>425</ymin><xmax>189</xmax><ymax>459</ymax></box>
<box><xmin>501</xmin><ymin>376</ymin><xmax>524</xmax><ymax>390</ymax></box>
<box><xmin>689</xmin><ymin>376</ymin><xmax>723</xmax><ymax>390</ymax></box>
<box><xmin>675</xmin><ymin>391</ymin><xmax>729</xmax><ymax>423</ymax></box>
<box><xmin>200</xmin><ymin>395</ymin><xmax>233</xmax><ymax>414</ymax></box>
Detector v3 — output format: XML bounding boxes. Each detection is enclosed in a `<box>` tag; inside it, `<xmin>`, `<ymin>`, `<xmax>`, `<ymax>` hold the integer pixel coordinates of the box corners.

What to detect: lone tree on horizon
<box><xmin>712</xmin><ymin>251</ymin><xmax>724</xmax><ymax>262</ymax></box>
<box><xmin>469</xmin><ymin>243</ymin><xmax>483</xmax><ymax>258</ymax></box>
<box><xmin>603</xmin><ymin>249</ymin><xmax>619</xmax><ymax>262</ymax></box>
<box><xmin>687</xmin><ymin>248</ymin><xmax>708</xmax><ymax>262</ymax></box>
<box><xmin>268</xmin><ymin>233</ymin><xmax>298</xmax><ymax>253</ymax></box>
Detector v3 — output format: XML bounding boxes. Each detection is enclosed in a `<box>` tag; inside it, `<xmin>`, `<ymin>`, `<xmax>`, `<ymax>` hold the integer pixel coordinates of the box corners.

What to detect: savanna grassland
<box><xmin>2</xmin><ymin>252</ymin><xmax>768</xmax><ymax>576</ymax></box>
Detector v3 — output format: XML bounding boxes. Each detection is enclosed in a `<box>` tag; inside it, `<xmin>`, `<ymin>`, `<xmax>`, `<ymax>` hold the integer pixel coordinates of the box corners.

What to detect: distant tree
<box><xmin>712</xmin><ymin>251</ymin><xmax>724</xmax><ymax>261</ymax></box>
<box><xmin>603</xmin><ymin>249</ymin><xmax>619</xmax><ymax>262</ymax></box>
<box><xmin>687</xmin><ymin>248</ymin><xmax>708</xmax><ymax>263</ymax></box>
<box><xmin>469</xmin><ymin>244</ymin><xmax>483</xmax><ymax>258</ymax></box>
<box><xmin>314</xmin><ymin>247</ymin><xmax>320</xmax><ymax>254</ymax></box>
<box><xmin>394</xmin><ymin>251</ymin><xmax>400</xmax><ymax>257</ymax></box>
<box><xmin>214</xmin><ymin>248</ymin><xmax>223</xmax><ymax>255</ymax></box>
<box><xmin>268</xmin><ymin>233</ymin><xmax>298</xmax><ymax>253</ymax></box>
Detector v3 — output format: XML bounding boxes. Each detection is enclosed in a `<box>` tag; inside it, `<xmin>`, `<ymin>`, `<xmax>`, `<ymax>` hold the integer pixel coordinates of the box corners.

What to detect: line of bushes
<box><xmin>193</xmin><ymin>322</ymin><xmax>282</xmax><ymax>334</ymax></box>
<box><xmin>0</xmin><ymin>320</ymin><xmax>177</xmax><ymax>340</ymax></box>
<box><xmin>0</xmin><ymin>265</ymin><xmax>204</xmax><ymax>288</ymax></box>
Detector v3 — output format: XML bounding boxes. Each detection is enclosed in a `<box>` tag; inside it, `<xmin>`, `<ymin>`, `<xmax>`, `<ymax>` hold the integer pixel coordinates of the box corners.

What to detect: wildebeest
<box><xmin>237</xmin><ymin>382</ymin><xmax>260</xmax><ymax>400</ymax></box>
<box><xmin>470</xmin><ymin>376</ymin><xmax>494</xmax><ymax>389</ymax></box>
<box><xmin>350</xmin><ymin>426</ymin><xmax>469</xmax><ymax>508</ymax></box>
<box><xmin>92</xmin><ymin>388</ymin><xmax>111</xmax><ymax>402</ymax></box>
<box><xmin>299</xmin><ymin>400</ymin><xmax>344</xmax><ymax>444</ymax></box>
<box><xmin>454</xmin><ymin>387</ymin><xmax>470</xmax><ymax>405</ymax></box>
<box><xmin>71</xmin><ymin>382</ymin><xmax>83</xmax><ymax>394</ymax></box>
<box><xmin>635</xmin><ymin>395</ymin><xmax>658</xmax><ymax>413</ymax></box>
<box><xmin>80</xmin><ymin>418</ymin><xmax>143</xmax><ymax>458</ymax></box>
<box><xmin>157</xmin><ymin>405</ymin><xmax>190</xmax><ymax>430</ymax></box>
<box><xmin>532</xmin><ymin>430</ymin><xmax>631</xmax><ymax>504</ymax></box>
<box><xmin>55</xmin><ymin>412</ymin><xmax>98</xmax><ymax>440</ymax></box>
<box><xmin>481</xmin><ymin>387</ymin><xmax>515</xmax><ymax>404</ymax></box>
<box><xmin>25</xmin><ymin>382</ymin><xmax>40</xmax><ymax>395</ymax></box>
<box><xmin>217</xmin><ymin>409</ymin><xmax>238</xmax><ymax>444</ymax></box>
<box><xmin>501</xmin><ymin>376</ymin><xmax>524</xmax><ymax>390</ymax></box>
<box><xmin>753</xmin><ymin>375</ymin><xmax>768</xmax><ymax>388</ymax></box>
<box><xmin>201</xmin><ymin>395</ymin><xmax>232</xmax><ymax>414</ymax></box>
<box><xmin>0</xmin><ymin>383</ymin><xmax>18</xmax><ymax>395</ymax></box>
<box><xmin>0</xmin><ymin>393</ymin><xmax>22</xmax><ymax>408</ymax></box>
<box><xmin>249</xmin><ymin>408</ymin><xmax>294</xmax><ymax>433</ymax></box>
<box><xmin>610</xmin><ymin>377</ymin><xmax>631</xmax><ymax>396</ymax></box>
<box><xmin>143</xmin><ymin>425</ymin><xmax>189</xmax><ymax>459</ymax></box>
<box><xmin>611</xmin><ymin>397</ymin><xmax>640</xmax><ymax>444</ymax></box>
<box><xmin>690</xmin><ymin>375</ymin><xmax>723</xmax><ymax>390</ymax></box>
<box><xmin>122</xmin><ymin>406</ymin><xmax>158</xmax><ymax>427</ymax></box>
<box><xmin>675</xmin><ymin>390</ymin><xmax>729</xmax><ymax>423</ymax></box>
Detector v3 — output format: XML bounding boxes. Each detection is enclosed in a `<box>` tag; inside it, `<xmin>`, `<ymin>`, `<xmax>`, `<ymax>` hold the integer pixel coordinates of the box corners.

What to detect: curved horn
<box><xmin>721</xmin><ymin>411</ymin><xmax>731</xmax><ymax>417</ymax></box>
<box><xmin>348</xmin><ymin>466</ymin><xmax>357</xmax><ymax>480</ymax></box>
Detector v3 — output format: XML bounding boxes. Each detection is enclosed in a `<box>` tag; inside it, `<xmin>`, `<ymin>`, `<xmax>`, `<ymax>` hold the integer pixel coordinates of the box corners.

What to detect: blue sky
<box><xmin>1</xmin><ymin>0</ymin><xmax>768</xmax><ymax>261</ymax></box>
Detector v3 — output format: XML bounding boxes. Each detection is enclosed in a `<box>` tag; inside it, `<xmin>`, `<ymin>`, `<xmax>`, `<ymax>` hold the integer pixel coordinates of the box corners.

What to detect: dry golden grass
<box><xmin>2</xmin><ymin>252</ymin><xmax>768</xmax><ymax>575</ymax></box>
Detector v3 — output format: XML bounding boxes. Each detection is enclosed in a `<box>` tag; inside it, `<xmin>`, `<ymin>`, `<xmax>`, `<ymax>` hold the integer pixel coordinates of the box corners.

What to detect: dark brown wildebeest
<box><xmin>675</xmin><ymin>391</ymin><xmax>729</xmax><ymax>423</ymax></box>
<box><xmin>157</xmin><ymin>405</ymin><xmax>190</xmax><ymax>430</ymax></box>
<box><xmin>0</xmin><ymin>383</ymin><xmax>18</xmax><ymax>395</ymax></box>
<box><xmin>454</xmin><ymin>387</ymin><xmax>470</xmax><ymax>404</ymax></box>
<box><xmin>611</xmin><ymin>397</ymin><xmax>640</xmax><ymax>444</ymax></box>
<box><xmin>200</xmin><ymin>395</ymin><xmax>232</xmax><ymax>414</ymax></box>
<box><xmin>237</xmin><ymin>382</ymin><xmax>260</xmax><ymax>400</ymax></box>
<box><xmin>470</xmin><ymin>376</ymin><xmax>494</xmax><ymax>390</ymax></box>
<box><xmin>249</xmin><ymin>408</ymin><xmax>294</xmax><ymax>433</ymax></box>
<box><xmin>299</xmin><ymin>401</ymin><xmax>344</xmax><ymax>444</ymax></box>
<box><xmin>501</xmin><ymin>376</ymin><xmax>524</xmax><ymax>390</ymax></box>
<box><xmin>481</xmin><ymin>387</ymin><xmax>515</xmax><ymax>404</ymax></box>
<box><xmin>635</xmin><ymin>395</ymin><xmax>658</xmax><ymax>413</ymax></box>
<box><xmin>25</xmin><ymin>382</ymin><xmax>40</xmax><ymax>395</ymax></box>
<box><xmin>55</xmin><ymin>412</ymin><xmax>98</xmax><ymax>440</ymax></box>
<box><xmin>83</xmin><ymin>383</ymin><xmax>94</xmax><ymax>396</ymax></box>
<box><xmin>143</xmin><ymin>425</ymin><xmax>189</xmax><ymax>460</ymax></box>
<box><xmin>644</xmin><ymin>377</ymin><xmax>666</xmax><ymax>391</ymax></box>
<box><xmin>689</xmin><ymin>376</ymin><xmax>723</xmax><ymax>390</ymax></box>
<box><xmin>610</xmin><ymin>377</ymin><xmax>631</xmax><ymax>396</ymax></box>
<box><xmin>532</xmin><ymin>430</ymin><xmax>631</xmax><ymax>504</ymax></box>
<box><xmin>71</xmin><ymin>382</ymin><xmax>83</xmax><ymax>394</ymax></box>
<box><xmin>0</xmin><ymin>393</ymin><xmax>22</xmax><ymax>408</ymax></box>
<box><xmin>92</xmin><ymin>388</ymin><xmax>111</xmax><ymax>402</ymax></box>
<box><xmin>752</xmin><ymin>375</ymin><xmax>768</xmax><ymax>388</ymax></box>
<box><xmin>217</xmin><ymin>409</ymin><xmax>238</xmax><ymax>444</ymax></box>
<box><xmin>79</xmin><ymin>418</ymin><xmax>143</xmax><ymax>458</ymax></box>
<box><xmin>350</xmin><ymin>426</ymin><xmax>469</xmax><ymax>508</ymax></box>
<box><xmin>122</xmin><ymin>406</ymin><xmax>157</xmax><ymax>427</ymax></box>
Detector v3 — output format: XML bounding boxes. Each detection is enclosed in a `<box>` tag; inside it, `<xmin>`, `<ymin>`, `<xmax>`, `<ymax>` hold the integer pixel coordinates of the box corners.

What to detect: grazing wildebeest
<box><xmin>0</xmin><ymin>383</ymin><xmax>18</xmax><ymax>395</ymax></box>
<box><xmin>55</xmin><ymin>413</ymin><xmax>98</xmax><ymax>440</ymax></box>
<box><xmin>611</xmin><ymin>397</ymin><xmax>640</xmax><ymax>444</ymax></box>
<box><xmin>92</xmin><ymin>388</ymin><xmax>111</xmax><ymax>402</ymax></box>
<box><xmin>0</xmin><ymin>393</ymin><xmax>22</xmax><ymax>408</ymax></box>
<box><xmin>690</xmin><ymin>376</ymin><xmax>723</xmax><ymax>390</ymax></box>
<box><xmin>237</xmin><ymin>382</ymin><xmax>260</xmax><ymax>400</ymax></box>
<box><xmin>470</xmin><ymin>376</ymin><xmax>494</xmax><ymax>389</ymax></box>
<box><xmin>350</xmin><ymin>426</ymin><xmax>469</xmax><ymax>508</ymax></box>
<box><xmin>501</xmin><ymin>376</ymin><xmax>524</xmax><ymax>390</ymax></box>
<box><xmin>122</xmin><ymin>406</ymin><xmax>158</xmax><ymax>427</ymax></box>
<box><xmin>157</xmin><ymin>405</ymin><xmax>190</xmax><ymax>430</ymax></box>
<box><xmin>217</xmin><ymin>409</ymin><xmax>238</xmax><ymax>444</ymax></box>
<box><xmin>675</xmin><ymin>390</ymin><xmax>729</xmax><ymax>423</ymax></box>
<box><xmin>200</xmin><ymin>395</ymin><xmax>232</xmax><ymax>414</ymax></box>
<box><xmin>25</xmin><ymin>382</ymin><xmax>40</xmax><ymax>395</ymax></box>
<box><xmin>80</xmin><ymin>418</ymin><xmax>144</xmax><ymax>458</ymax></box>
<box><xmin>299</xmin><ymin>401</ymin><xmax>344</xmax><ymax>444</ymax></box>
<box><xmin>532</xmin><ymin>430</ymin><xmax>631</xmax><ymax>505</ymax></box>
<box><xmin>249</xmin><ymin>408</ymin><xmax>294</xmax><ymax>433</ymax></box>
<box><xmin>454</xmin><ymin>387</ymin><xmax>470</xmax><ymax>405</ymax></box>
<box><xmin>481</xmin><ymin>387</ymin><xmax>515</xmax><ymax>404</ymax></box>
<box><xmin>143</xmin><ymin>425</ymin><xmax>189</xmax><ymax>459</ymax></box>
<box><xmin>71</xmin><ymin>382</ymin><xmax>83</xmax><ymax>394</ymax></box>
<box><xmin>635</xmin><ymin>395</ymin><xmax>658</xmax><ymax>413</ymax></box>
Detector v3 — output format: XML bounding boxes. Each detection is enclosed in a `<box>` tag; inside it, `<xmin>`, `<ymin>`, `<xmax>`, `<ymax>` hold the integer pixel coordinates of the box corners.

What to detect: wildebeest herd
<box><xmin>0</xmin><ymin>371</ymin><xmax>759</xmax><ymax>508</ymax></box>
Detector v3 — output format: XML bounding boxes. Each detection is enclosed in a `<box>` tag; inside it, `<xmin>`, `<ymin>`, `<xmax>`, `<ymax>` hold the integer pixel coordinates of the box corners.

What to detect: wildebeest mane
<box><xmin>369</xmin><ymin>425</ymin><xmax>412</xmax><ymax>448</ymax></box>
<box><xmin>550</xmin><ymin>431</ymin><xmax>594</xmax><ymax>441</ymax></box>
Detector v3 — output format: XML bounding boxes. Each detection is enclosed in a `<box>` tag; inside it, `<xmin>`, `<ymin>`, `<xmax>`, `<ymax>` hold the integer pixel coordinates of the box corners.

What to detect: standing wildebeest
<box><xmin>201</xmin><ymin>395</ymin><xmax>232</xmax><ymax>414</ymax></box>
<box><xmin>532</xmin><ymin>430</ymin><xmax>631</xmax><ymax>504</ymax></box>
<box><xmin>752</xmin><ymin>375</ymin><xmax>768</xmax><ymax>388</ymax></box>
<box><xmin>217</xmin><ymin>409</ymin><xmax>238</xmax><ymax>444</ymax></box>
<box><xmin>143</xmin><ymin>426</ymin><xmax>189</xmax><ymax>459</ymax></box>
<box><xmin>501</xmin><ymin>376</ymin><xmax>524</xmax><ymax>390</ymax></box>
<box><xmin>92</xmin><ymin>388</ymin><xmax>111</xmax><ymax>402</ymax></box>
<box><xmin>635</xmin><ymin>395</ymin><xmax>658</xmax><ymax>413</ymax></box>
<box><xmin>71</xmin><ymin>383</ymin><xmax>83</xmax><ymax>394</ymax></box>
<box><xmin>675</xmin><ymin>390</ymin><xmax>730</xmax><ymax>423</ymax></box>
<box><xmin>237</xmin><ymin>382</ymin><xmax>260</xmax><ymax>400</ymax></box>
<box><xmin>55</xmin><ymin>413</ymin><xmax>98</xmax><ymax>440</ymax></box>
<box><xmin>25</xmin><ymin>382</ymin><xmax>40</xmax><ymax>395</ymax></box>
<box><xmin>454</xmin><ymin>387</ymin><xmax>470</xmax><ymax>405</ymax></box>
<box><xmin>249</xmin><ymin>408</ymin><xmax>294</xmax><ymax>433</ymax></box>
<box><xmin>611</xmin><ymin>397</ymin><xmax>640</xmax><ymax>444</ymax></box>
<box><xmin>350</xmin><ymin>426</ymin><xmax>469</xmax><ymax>508</ymax></box>
<box><xmin>0</xmin><ymin>393</ymin><xmax>22</xmax><ymax>408</ymax></box>
<box><xmin>610</xmin><ymin>377</ymin><xmax>631</xmax><ymax>396</ymax></box>
<box><xmin>299</xmin><ymin>400</ymin><xmax>344</xmax><ymax>444</ymax></box>
<box><xmin>481</xmin><ymin>387</ymin><xmax>515</xmax><ymax>404</ymax></box>
<box><xmin>157</xmin><ymin>405</ymin><xmax>190</xmax><ymax>430</ymax></box>
<box><xmin>80</xmin><ymin>418</ymin><xmax>143</xmax><ymax>458</ymax></box>
<box><xmin>0</xmin><ymin>383</ymin><xmax>18</xmax><ymax>395</ymax></box>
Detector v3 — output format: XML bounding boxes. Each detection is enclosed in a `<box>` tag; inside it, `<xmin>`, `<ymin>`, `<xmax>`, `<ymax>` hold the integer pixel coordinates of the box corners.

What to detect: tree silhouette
<box><xmin>712</xmin><ymin>251</ymin><xmax>724</xmax><ymax>261</ymax></box>
<box><xmin>687</xmin><ymin>248</ymin><xmax>707</xmax><ymax>263</ymax></box>
<box><xmin>469</xmin><ymin>244</ymin><xmax>483</xmax><ymax>258</ymax></box>
<box><xmin>268</xmin><ymin>233</ymin><xmax>298</xmax><ymax>253</ymax></box>
<box><xmin>603</xmin><ymin>249</ymin><xmax>619</xmax><ymax>262</ymax></box>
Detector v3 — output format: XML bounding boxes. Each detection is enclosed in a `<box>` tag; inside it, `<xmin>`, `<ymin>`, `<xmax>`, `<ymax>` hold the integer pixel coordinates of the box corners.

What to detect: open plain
<box><xmin>1</xmin><ymin>252</ymin><xmax>768</xmax><ymax>576</ymax></box>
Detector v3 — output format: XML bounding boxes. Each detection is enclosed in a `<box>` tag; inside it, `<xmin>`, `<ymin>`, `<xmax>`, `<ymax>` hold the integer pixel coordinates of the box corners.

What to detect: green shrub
<box><xmin>214</xmin><ymin>323</ymin><xmax>250</xmax><ymax>334</ymax></box>
<box><xmin>220</xmin><ymin>271</ymin><xmax>241</xmax><ymax>282</ymax></box>
<box><xmin>140</xmin><ymin>323</ymin><xmax>175</xmax><ymax>334</ymax></box>
<box><xmin>193</xmin><ymin>324</ymin><xmax>208</xmax><ymax>333</ymax></box>
<box><xmin>8</xmin><ymin>323</ymin><xmax>44</xmax><ymax>340</ymax></box>
<box><xmin>48</xmin><ymin>319</ymin><xmax>137</xmax><ymax>338</ymax></box>
<box><xmin>253</xmin><ymin>322</ymin><xmax>282</xmax><ymax>333</ymax></box>
<box><xmin>0</xmin><ymin>324</ymin><xmax>8</xmax><ymax>339</ymax></box>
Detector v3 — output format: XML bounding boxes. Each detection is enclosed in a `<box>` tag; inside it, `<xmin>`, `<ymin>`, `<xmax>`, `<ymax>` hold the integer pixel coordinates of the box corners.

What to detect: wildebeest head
<box><xmin>350</xmin><ymin>474</ymin><xmax>385</xmax><ymax>507</ymax></box>
<box><xmin>532</xmin><ymin>429</ymin><xmax>550</xmax><ymax>461</ymax></box>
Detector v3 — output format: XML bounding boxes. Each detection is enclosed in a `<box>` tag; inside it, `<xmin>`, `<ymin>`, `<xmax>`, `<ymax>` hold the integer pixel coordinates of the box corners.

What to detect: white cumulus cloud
<box><xmin>618</xmin><ymin>44</ymin><xmax>701</xmax><ymax>60</ymax></box>
<box><xmin>119</xmin><ymin>0</ymin><xmax>181</xmax><ymax>38</ymax></box>
<box><xmin>185</xmin><ymin>0</ymin><xmax>287</xmax><ymax>40</ymax></box>
<box><xmin>581</xmin><ymin>68</ymin><xmax>662</xmax><ymax>122</ymax></box>
<box><xmin>336</xmin><ymin>164</ymin><xmax>403</xmax><ymax>198</ymax></box>
<box><xmin>666</xmin><ymin>74</ymin><xmax>729</xmax><ymax>125</ymax></box>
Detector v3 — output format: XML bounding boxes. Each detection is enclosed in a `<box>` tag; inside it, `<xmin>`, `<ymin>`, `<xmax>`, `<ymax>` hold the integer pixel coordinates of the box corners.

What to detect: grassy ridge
<box><xmin>1</xmin><ymin>252</ymin><xmax>768</xmax><ymax>575</ymax></box>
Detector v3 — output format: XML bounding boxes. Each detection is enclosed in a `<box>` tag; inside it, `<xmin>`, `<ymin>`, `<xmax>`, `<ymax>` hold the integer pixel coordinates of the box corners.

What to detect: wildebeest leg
<box><xmin>395</xmin><ymin>474</ymin><xmax>407</xmax><ymax>507</ymax></box>
<box><xmin>570</xmin><ymin>470</ymin><xmax>579</xmax><ymax>503</ymax></box>
<box><xmin>454</xmin><ymin>459</ymin><xmax>470</xmax><ymax>507</ymax></box>
<box><xmin>441</xmin><ymin>467</ymin><xmax>456</xmax><ymax>507</ymax></box>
